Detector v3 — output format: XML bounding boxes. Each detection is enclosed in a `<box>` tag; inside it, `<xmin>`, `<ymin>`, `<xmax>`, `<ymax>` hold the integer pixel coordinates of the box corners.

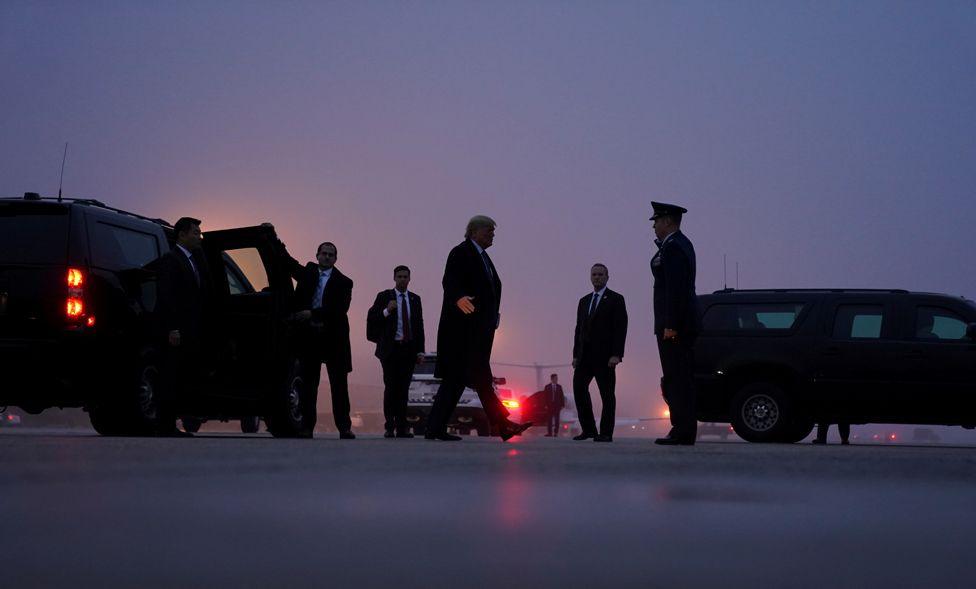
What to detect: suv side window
<box><xmin>223</xmin><ymin>248</ymin><xmax>269</xmax><ymax>293</ymax></box>
<box><xmin>915</xmin><ymin>306</ymin><xmax>967</xmax><ymax>341</ymax></box>
<box><xmin>702</xmin><ymin>303</ymin><xmax>805</xmax><ymax>331</ymax></box>
<box><xmin>832</xmin><ymin>305</ymin><xmax>884</xmax><ymax>339</ymax></box>
<box><xmin>91</xmin><ymin>222</ymin><xmax>160</xmax><ymax>270</ymax></box>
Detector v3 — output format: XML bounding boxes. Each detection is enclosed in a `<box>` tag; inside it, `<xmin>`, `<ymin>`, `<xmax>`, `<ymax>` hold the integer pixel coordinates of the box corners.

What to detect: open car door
<box><xmin>200</xmin><ymin>225</ymin><xmax>294</xmax><ymax>409</ymax></box>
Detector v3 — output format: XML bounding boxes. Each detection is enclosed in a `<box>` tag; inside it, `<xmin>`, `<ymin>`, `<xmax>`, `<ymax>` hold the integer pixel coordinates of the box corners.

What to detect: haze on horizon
<box><xmin>2</xmin><ymin>1</ymin><xmax>974</xmax><ymax>417</ymax></box>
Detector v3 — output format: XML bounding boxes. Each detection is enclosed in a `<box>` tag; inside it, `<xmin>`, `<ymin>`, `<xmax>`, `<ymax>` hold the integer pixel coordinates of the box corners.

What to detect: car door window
<box><xmin>915</xmin><ymin>307</ymin><xmax>967</xmax><ymax>341</ymax></box>
<box><xmin>832</xmin><ymin>305</ymin><xmax>885</xmax><ymax>339</ymax></box>
<box><xmin>222</xmin><ymin>248</ymin><xmax>269</xmax><ymax>293</ymax></box>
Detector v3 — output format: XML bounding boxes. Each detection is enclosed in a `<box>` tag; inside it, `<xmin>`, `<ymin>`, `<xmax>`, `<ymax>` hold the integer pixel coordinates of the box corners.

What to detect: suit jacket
<box><xmin>277</xmin><ymin>244</ymin><xmax>353</xmax><ymax>372</ymax></box>
<box><xmin>545</xmin><ymin>383</ymin><xmax>565</xmax><ymax>410</ymax></box>
<box><xmin>650</xmin><ymin>230</ymin><xmax>700</xmax><ymax>336</ymax></box>
<box><xmin>573</xmin><ymin>288</ymin><xmax>628</xmax><ymax>367</ymax></box>
<box><xmin>434</xmin><ymin>240</ymin><xmax>501</xmax><ymax>382</ymax></box>
<box><xmin>155</xmin><ymin>246</ymin><xmax>213</xmax><ymax>344</ymax></box>
<box><xmin>366</xmin><ymin>289</ymin><xmax>425</xmax><ymax>360</ymax></box>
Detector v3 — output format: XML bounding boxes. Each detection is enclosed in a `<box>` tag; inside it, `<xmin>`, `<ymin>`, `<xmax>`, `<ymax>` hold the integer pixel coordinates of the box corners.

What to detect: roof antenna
<box><xmin>736</xmin><ymin>262</ymin><xmax>739</xmax><ymax>289</ymax></box>
<box><xmin>723</xmin><ymin>254</ymin><xmax>727</xmax><ymax>290</ymax></box>
<box><xmin>57</xmin><ymin>142</ymin><xmax>68</xmax><ymax>202</ymax></box>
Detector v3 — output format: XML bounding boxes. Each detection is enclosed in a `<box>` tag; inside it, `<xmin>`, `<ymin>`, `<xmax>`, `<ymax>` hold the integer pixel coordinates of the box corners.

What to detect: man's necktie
<box><xmin>588</xmin><ymin>293</ymin><xmax>600</xmax><ymax>316</ymax></box>
<box><xmin>400</xmin><ymin>293</ymin><xmax>412</xmax><ymax>342</ymax></box>
<box><xmin>186</xmin><ymin>252</ymin><xmax>200</xmax><ymax>286</ymax></box>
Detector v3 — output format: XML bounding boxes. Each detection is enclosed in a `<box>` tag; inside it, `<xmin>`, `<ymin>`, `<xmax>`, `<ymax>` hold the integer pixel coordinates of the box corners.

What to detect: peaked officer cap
<box><xmin>649</xmin><ymin>201</ymin><xmax>688</xmax><ymax>220</ymax></box>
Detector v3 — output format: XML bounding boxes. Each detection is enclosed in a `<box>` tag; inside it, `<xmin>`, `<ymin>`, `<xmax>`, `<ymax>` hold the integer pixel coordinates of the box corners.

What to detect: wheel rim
<box><xmin>139</xmin><ymin>366</ymin><xmax>159</xmax><ymax>420</ymax></box>
<box><xmin>741</xmin><ymin>393</ymin><xmax>779</xmax><ymax>432</ymax></box>
<box><xmin>287</xmin><ymin>375</ymin><xmax>303</xmax><ymax>423</ymax></box>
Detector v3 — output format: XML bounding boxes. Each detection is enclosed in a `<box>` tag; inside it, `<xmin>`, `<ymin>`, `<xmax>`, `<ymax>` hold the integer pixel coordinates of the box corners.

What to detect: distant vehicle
<box><xmin>0</xmin><ymin>192</ymin><xmax>310</xmax><ymax>437</ymax></box>
<box><xmin>696</xmin><ymin>422</ymin><xmax>734</xmax><ymax>441</ymax></box>
<box><xmin>0</xmin><ymin>408</ymin><xmax>22</xmax><ymax>427</ymax></box>
<box><xmin>406</xmin><ymin>353</ymin><xmax>510</xmax><ymax>436</ymax></box>
<box><xmin>180</xmin><ymin>416</ymin><xmax>262</xmax><ymax>434</ymax></box>
<box><xmin>695</xmin><ymin>288</ymin><xmax>976</xmax><ymax>443</ymax></box>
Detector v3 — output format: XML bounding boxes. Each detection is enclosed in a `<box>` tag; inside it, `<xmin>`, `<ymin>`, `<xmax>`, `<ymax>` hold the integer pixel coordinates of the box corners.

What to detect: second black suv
<box><xmin>694</xmin><ymin>289</ymin><xmax>976</xmax><ymax>442</ymax></box>
<box><xmin>0</xmin><ymin>193</ymin><xmax>307</xmax><ymax>437</ymax></box>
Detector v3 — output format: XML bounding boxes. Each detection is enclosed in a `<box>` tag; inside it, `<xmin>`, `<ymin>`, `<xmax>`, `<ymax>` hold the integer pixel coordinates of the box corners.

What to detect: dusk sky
<box><xmin>3</xmin><ymin>1</ymin><xmax>974</xmax><ymax>417</ymax></box>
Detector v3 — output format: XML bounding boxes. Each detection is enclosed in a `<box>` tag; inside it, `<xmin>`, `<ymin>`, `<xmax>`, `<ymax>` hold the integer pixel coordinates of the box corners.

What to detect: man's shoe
<box><xmin>339</xmin><ymin>430</ymin><xmax>356</xmax><ymax>440</ymax></box>
<box><xmin>384</xmin><ymin>430</ymin><xmax>395</xmax><ymax>438</ymax></box>
<box><xmin>812</xmin><ymin>439</ymin><xmax>826</xmax><ymax>445</ymax></box>
<box><xmin>425</xmin><ymin>432</ymin><xmax>462</xmax><ymax>441</ymax></box>
<box><xmin>500</xmin><ymin>421</ymin><xmax>532</xmax><ymax>442</ymax></box>
<box><xmin>395</xmin><ymin>431</ymin><xmax>415</xmax><ymax>439</ymax></box>
<box><xmin>573</xmin><ymin>432</ymin><xmax>596</xmax><ymax>441</ymax></box>
<box><xmin>296</xmin><ymin>430</ymin><xmax>313</xmax><ymax>439</ymax></box>
<box><xmin>840</xmin><ymin>440</ymin><xmax>850</xmax><ymax>445</ymax></box>
<box><xmin>594</xmin><ymin>435</ymin><xmax>613</xmax><ymax>442</ymax></box>
<box><xmin>544</xmin><ymin>433</ymin><xmax>554</xmax><ymax>437</ymax></box>
<box><xmin>654</xmin><ymin>436</ymin><xmax>694</xmax><ymax>446</ymax></box>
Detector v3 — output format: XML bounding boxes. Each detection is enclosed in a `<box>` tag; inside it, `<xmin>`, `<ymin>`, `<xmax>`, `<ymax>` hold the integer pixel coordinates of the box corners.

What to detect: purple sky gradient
<box><xmin>3</xmin><ymin>1</ymin><xmax>975</xmax><ymax>416</ymax></box>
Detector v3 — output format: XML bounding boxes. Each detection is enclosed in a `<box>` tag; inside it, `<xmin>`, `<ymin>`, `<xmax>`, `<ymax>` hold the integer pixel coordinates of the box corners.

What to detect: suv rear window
<box><xmin>0</xmin><ymin>205</ymin><xmax>68</xmax><ymax>265</ymax></box>
<box><xmin>702</xmin><ymin>303</ymin><xmax>805</xmax><ymax>331</ymax></box>
<box><xmin>91</xmin><ymin>222</ymin><xmax>160</xmax><ymax>270</ymax></box>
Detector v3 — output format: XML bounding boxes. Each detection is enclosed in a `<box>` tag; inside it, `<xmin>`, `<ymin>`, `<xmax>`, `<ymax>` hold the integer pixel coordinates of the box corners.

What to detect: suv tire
<box><xmin>241</xmin><ymin>416</ymin><xmax>261</xmax><ymax>433</ymax></box>
<box><xmin>730</xmin><ymin>382</ymin><xmax>794</xmax><ymax>443</ymax></box>
<box><xmin>266</xmin><ymin>359</ymin><xmax>305</xmax><ymax>438</ymax></box>
<box><xmin>88</xmin><ymin>352</ymin><xmax>162</xmax><ymax>436</ymax></box>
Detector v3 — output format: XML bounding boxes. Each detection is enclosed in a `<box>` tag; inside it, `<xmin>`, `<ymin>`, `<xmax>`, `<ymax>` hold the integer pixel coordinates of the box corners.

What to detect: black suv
<box><xmin>0</xmin><ymin>193</ymin><xmax>307</xmax><ymax>437</ymax></box>
<box><xmin>694</xmin><ymin>289</ymin><xmax>976</xmax><ymax>443</ymax></box>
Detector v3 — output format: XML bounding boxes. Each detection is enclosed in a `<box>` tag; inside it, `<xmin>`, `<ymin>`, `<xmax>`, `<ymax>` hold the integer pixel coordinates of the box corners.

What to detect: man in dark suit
<box><xmin>156</xmin><ymin>216</ymin><xmax>213</xmax><ymax>437</ymax></box>
<box><xmin>367</xmin><ymin>265</ymin><xmax>425</xmax><ymax>438</ymax></box>
<box><xmin>544</xmin><ymin>373</ymin><xmax>565</xmax><ymax>437</ymax></box>
<box><xmin>426</xmin><ymin>215</ymin><xmax>532</xmax><ymax>442</ymax></box>
<box><xmin>277</xmin><ymin>240</ymin><xmax>355</xmax><ymax>439</ymax></box>
<box><xmin>650</xmin><ymin>201</ymin><xmax>700</xmax><ymax>446</ymax></box>
<box><xmin>572</xmin><ymin>263</ymin><xmax>628</xmax><ymax>442</ymax></box>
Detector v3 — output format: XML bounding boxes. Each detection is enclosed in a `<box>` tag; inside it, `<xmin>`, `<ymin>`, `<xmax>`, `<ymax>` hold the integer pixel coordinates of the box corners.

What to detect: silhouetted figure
<box><xmin>276</xmin><ymin>240</ymin><xmax>355</xmax><ymax>439</ymax></box>
<box><xmin>426</xmin><ymin>215</ymin><xmax>531</xmax><ymax>441</ymax></box>
<box><xmin>572</xmin><ymin>264</ymin><xmax>628</xmax><ymax>442</ymax></box>
<box><xmin>156</xmin><ymin>216</ymin><xmax>213</xmax><ymax>437</ymax></box>
<box><xmin>813</xmin><ymin>423</ymin><xmax>850</xmax><ymax>445</ymax></box>
<box><xmin>544</xmin><ymin>374</ymin><xmax>565</xmax><ymax>437</ymax></box>
<box><xmin>367</xmin><ymin>265</ymin><xmax>425</xmax><ymax>438</ymax></box>
<box><xmin>650</xmin><ymin>202</ymin><xmax>700</xmax><ymax>446</ymax></box>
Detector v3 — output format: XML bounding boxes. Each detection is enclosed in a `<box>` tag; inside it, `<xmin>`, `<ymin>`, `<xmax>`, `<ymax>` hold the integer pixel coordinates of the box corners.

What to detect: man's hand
<box><xmin>416</xmin><ymin>353</ymin><xmax>425</xmax><ymax>365</ymax></box>
<box><xmin>572</xmin><ymin>357</ymin><xmax>578</xmax><ymax>369</ymax></box>
<box><xmin>386</xmin><ymin>300</ymin><xmax>398</xmax><ymax>314</ymax></box>
<box><xmin>608</xmin><ymin>356</ymin><xmax>622</xmax><ymax>368</ymax></box>
<box><xmin>456</xmin><ymin>296</ymin><xmax>476</xmax><ymax>314</ymax></box>
<box><xmin>293</xmin><ymin>310</ymin><xmax>312</xmax><ymax>322</ymax></box>
<box><xmin>168</xmin><ymin>330</ymin><xmax>181</xmax><ymax>347</ymax></box>
<box><xmin>663</xmin><ymin>328</ymin><xmax>678</xmax><ymax>342</ymax></box>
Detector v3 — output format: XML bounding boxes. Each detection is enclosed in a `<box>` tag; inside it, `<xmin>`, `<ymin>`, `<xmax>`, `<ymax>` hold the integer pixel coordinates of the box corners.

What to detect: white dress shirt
<box><xmin>383</xmin><ymin>289</ymin><xmax>413</xmax><ymax>341</ymax></box>
<box><xmin>312</xmin><ymin>267</ymin><xmax>332</xmax><ymax>309</ymax></box>
<box><xmin>588</xmin><ymin>287</ymin><xmax>607</xmax><ymax>314</ymax></box>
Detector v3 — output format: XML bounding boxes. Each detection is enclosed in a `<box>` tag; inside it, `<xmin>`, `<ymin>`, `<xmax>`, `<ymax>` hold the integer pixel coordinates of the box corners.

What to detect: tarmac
<box><xmin>2</xmin><ymin>429</ymin><xmax>975</xmax><ymax>588</ymax></box>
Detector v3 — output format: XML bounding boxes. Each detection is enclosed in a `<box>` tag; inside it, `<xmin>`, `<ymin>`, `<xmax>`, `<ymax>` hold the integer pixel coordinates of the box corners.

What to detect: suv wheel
<box><xmin>181</xmin><ymin>417</ymin><xmax>202</xmax><ymax>433</ymax></box>
<box><xmin>730</xmin><ymin>383</ymin><xmax>794</xmax><ymax>443</ymax></box>
<box><xmin>241</xmin><ymin>416</ymin><xmax>261</xmax><ymax>434</ymax></box>
<box><xmin>266</xmin><ymin>359</ymin><xmax>304</xmax><ymax>438</ymax></box>
<box><xmin>89</xmin><ymin>354</ymin><xmax>161</xmax><ymax>436</ymax></box>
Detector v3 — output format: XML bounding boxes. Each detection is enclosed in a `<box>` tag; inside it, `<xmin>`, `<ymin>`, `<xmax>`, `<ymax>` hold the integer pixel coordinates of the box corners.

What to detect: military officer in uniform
<box><xmin>650</xmin><ymin>202</ymin><xmax>700</xmax><ymax>446</ymax></box>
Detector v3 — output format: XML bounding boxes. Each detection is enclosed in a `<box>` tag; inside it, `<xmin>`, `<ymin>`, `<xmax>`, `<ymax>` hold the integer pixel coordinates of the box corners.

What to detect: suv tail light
<box><xmin>65</xmin><ymin>267</ymin><xmax>92</xmax><ymax>327</ymax></box>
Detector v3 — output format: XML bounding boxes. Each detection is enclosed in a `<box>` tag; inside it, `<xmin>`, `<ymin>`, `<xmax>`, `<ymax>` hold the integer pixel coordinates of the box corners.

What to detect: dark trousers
<box><xmin>547</xmin><ymin>410</ymin><xmax>561</xmax><ymax>436</ymax></box>
<box><xmin>657</xmin><ymin>334</ymin><xmax>697</xmax><ymax>440</ymax></box>
<box><xmin>427</xmin><ymin>375</ymin><xmax>509</xmax><ymax>435</ymax></box>
<box><xmin>381</xmin><ymin>344</ymin><xmax>416</xmax><ymax>432</ymax></box>
<box><xmin>573</xmin><ymin>361</ymin><xmax>616</xmax><ymax>437</ymax></box>
<box><xmin>816</xmin><ymin>422</ymin><xmax>850</xmax><ymax>443</ymax></box>
<box><xmin>300</xmin><ymin>355</ymin><xmax>351</xmax><ymax>433</ymax></box>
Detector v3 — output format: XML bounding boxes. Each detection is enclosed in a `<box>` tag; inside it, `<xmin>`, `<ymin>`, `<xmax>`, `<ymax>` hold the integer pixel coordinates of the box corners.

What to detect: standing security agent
<box><xmin>367</xmin><ymin>265</ymin><xmax>425</xmax><ymax>438</ymax></box>
<box><xmin>544</xmin><ymin>374</ymin><xmax>565</xmax><ymax>437</ymax></box>
<box><xmin>650</xmin><ymin>202</ymin><xmax>700</xmax><ymax>445</ymax></box>
<box><xmin>572</xmin><ymin>264</ymin><xmax>628</xmax><ymax>442</ymax></box>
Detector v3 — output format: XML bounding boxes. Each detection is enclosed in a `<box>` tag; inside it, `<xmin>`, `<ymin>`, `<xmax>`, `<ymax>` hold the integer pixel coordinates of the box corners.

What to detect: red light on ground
<box><xmin>67</xmin><ymin>268</ymin><xmax>84</xmax><ymax>288</ymax></box>
<box><xmin>889</xmin><ymin>434</ymin><xmax>897</xmax><ymax>441</ymax></box>
<box><xmin>66</xmin><ymin>297</ymin><xmax>84</xmax><ymax>317</ymax></box>
<box><xmin>86</xmin><ymin>316</ymin><xmax>96</xmax><ymax>327</ymax></box>
<box><xmin>502</xmin><ymin>399</ymin><xmax>520</xmax><ymax>409</ymax></box>
<box><xmin>507</xmin><ymin>449</ymin><xmax>519</xmax><ymax>457</ymax></box>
